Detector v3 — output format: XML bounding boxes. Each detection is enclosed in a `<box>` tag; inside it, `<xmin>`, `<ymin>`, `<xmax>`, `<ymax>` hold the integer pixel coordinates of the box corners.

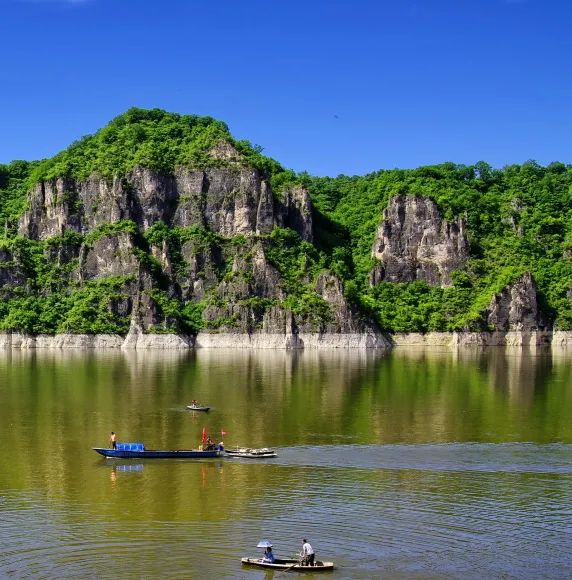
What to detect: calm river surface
<box><xmin>1</xmin><ymin>347</ymin><xmax>571</xmax><ymax>579</ymax></box>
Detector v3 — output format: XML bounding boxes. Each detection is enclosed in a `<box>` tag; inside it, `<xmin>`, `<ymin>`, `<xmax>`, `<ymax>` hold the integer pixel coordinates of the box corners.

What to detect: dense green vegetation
<box><xmin>0</xmin><ymin>231</ymin><xmax>134</xmax><ymax>334</ymax></box>
<box><xmin>306</xmin><ymin>161</ymin><xmax>572</xmax><ymax>330</ymax></box>
<box><xmin>1</xmin><ymin>108</ymin><xmax>571</xmax><ymax>334</ymax></box>
<box><xmin>29</xmin><ymin>108</ymin><xmax>285</xmax><ymax>185</ymax></box>
<box><xmin>265</xmin><ymin>228</ymin><xmax>333</xmax><ymax>325</ymax></box>
<box><xmin>0</xmin><ymin>160</ymin><xmax>38</xmax><ymax>232</ymax></box>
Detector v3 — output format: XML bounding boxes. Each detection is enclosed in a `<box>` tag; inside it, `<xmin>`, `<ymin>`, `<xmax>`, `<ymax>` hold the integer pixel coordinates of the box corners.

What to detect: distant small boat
<box><xmin>93</xmin><ymin>442</ymin><xmax>221</xmax><ymax>459</ymax></box>
<box><xmin>225</xmin><ymin>447</ymin><xmax>277</xmax><ymax>458</ymax></box>
<box><xmin>186</xmin><ymin>404</ymin><xmax>210</xmax><ymax>412</ymax></box>
<box><xmin>241</xmin><ymin>557</ymin><xmax>334</xmax><ymax>572</ymax></box>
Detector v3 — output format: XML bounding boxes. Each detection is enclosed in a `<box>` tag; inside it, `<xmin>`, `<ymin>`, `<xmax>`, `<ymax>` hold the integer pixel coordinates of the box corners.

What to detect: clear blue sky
<box><xmin>1</xmin><ymin>0</ymin><xmax>570</xmax><ymax>175</ymax></box>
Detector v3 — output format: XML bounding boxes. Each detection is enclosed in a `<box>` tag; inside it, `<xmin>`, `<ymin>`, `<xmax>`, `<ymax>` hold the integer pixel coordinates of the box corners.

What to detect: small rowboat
<box><xmin>93</xmin><ymin>442</ymin><xmax>221</xmax><ymax>459</ymax></box>
<box><xmin>241</xmin><ymin>557</ymin><xmax>334</xmax><ymax>572</ymax></box>
<box><xmin>186</xmin><ymin>404</ymin><xmax>210</xmax><ymax>412</ymax></box>
<box><xmin>226</xmin><ymin>447</ymin><xmax>277</xmax><ymax>458</ymax></box>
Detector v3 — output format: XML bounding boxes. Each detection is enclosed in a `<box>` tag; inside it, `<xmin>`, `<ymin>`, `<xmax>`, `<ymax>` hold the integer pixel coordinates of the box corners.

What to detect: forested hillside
<box><xmin>305</xmin><ymin>161</ymin><xmax>572</xmax><ymax>331</ymax></box>
<box><xmin>0</xmin><ymin>108</ymin><xmax>571</xmax><ymax>336</ymax></box>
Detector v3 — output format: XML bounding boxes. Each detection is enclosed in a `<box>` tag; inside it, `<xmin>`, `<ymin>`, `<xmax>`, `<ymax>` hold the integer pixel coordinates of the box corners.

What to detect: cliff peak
<box><xmin>28</xmin><ymin>107</ymin><xmax>283</xmax><ymax>186</ymax></box>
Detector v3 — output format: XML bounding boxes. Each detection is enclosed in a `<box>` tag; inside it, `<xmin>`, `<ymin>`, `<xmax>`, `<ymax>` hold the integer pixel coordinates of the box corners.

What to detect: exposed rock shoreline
<box><xmin>1</xmin><ymin>331</ymin><xmax>572</xmax><ymax>350</ymax></box>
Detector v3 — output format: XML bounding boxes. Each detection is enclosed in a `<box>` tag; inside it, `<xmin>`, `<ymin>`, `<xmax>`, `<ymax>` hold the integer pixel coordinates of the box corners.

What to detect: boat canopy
<box><xmin>116</xmin><ymin>442</ymin><xmax>145</xmax><ymax>451</ymax></box>
<box><xmin>257</xmin><ymin>539</ymin><xmax>273</xmax><ymax>548</ymax></box>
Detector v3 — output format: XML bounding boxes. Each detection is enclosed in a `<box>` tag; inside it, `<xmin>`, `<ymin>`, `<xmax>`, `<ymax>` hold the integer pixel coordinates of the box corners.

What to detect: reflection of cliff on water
<box><xmin>390</xmin><ymin>346</ymin><xmax>572</xmax><ymax>442</ymax></box>
<box><xmin>1</xmin><ymin>347</ymin><xmax>572</xmax><ymax>521</ymax></box>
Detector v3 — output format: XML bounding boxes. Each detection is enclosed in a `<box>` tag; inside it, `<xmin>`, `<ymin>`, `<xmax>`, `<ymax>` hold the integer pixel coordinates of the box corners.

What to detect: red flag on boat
<box><xmin>202</xmin><ymin>427</ymin><xmax>207</xmax><ymax>443</ymax></box>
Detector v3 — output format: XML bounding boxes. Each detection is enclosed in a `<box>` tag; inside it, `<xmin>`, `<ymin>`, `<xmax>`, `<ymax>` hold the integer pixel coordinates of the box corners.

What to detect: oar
<box><xmin>276</xmin><ymin>563</ymin><xmax>297</xmax><ymax>576</ymax></box>
<box><xmin>276</xmin><ymin>554</ymin><xmax>302</xmax><ymax>576</ymax></box>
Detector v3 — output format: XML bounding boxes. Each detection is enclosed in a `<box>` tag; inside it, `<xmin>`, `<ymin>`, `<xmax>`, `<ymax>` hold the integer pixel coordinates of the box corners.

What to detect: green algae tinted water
<box><xmin>0</xmin><ymin>347</ymin><xmax>571</xmax><ymax>579</ymax></box>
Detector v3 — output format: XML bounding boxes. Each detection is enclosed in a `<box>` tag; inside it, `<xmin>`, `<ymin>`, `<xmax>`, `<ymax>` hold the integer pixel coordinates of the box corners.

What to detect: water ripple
<box><xmin>273</xmin><ymin>443</ymin><xmax>572</xmax><ymax>473</ymax></box>
<box><xmin>1</xmin><ymin>443</ymin><xmax>572</xmax><ymax>578</ymax></box>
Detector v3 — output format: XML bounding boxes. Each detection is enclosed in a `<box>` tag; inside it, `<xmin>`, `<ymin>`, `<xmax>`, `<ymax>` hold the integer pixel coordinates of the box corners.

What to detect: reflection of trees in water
<box><xmin>186</xmin><ymin>349</ymin><xmax>387</xmax><ymax>447</ymax></box>
<box><xmin>482</xmin><ymin>347</ymin><xmax>551</xmax><ymax>405</ymax></box>
<box><xmin>2</xmin><ymin>347</ymin><xmax>572</xmax><ymax>518</ymax></box>
<box><xmin>0</xmin><ymin>349</ymin><xmax>387</xmax><ymax>517</ymax></box>
<box><xmin>389</xmin><ymin>346</ymin><xmax>572</xmax><ymax>442</ymax></box>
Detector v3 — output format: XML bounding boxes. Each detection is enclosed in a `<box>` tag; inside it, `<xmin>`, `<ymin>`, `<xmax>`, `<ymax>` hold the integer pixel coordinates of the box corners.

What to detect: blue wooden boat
<box><xmin>93</xmin><ymin>442</ymin><xmax>222</xmax><ymax>459</ymax></box>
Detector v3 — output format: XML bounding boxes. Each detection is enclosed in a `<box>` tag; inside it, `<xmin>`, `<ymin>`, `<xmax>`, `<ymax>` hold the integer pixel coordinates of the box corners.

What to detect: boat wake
<box><xmin>271</xmin><ymin>443</ymin><xmax>572</xmax><ymax>474</ymax></box>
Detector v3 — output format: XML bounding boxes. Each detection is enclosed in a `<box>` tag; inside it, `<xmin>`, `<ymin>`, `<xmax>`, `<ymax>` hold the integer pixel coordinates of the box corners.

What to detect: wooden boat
<box><xmin>225</xmin><ymin>447</ymin><xmax>277</xmax><ymax>458</ymax></box>
<box><xmin>186</xmin><ymin>404</ymin><xmax>210</xmax><ymax>412</ymax></box>
<box><xmin>241</xmin><ymin>557</ymin><xmax>334</xmax><ymax>572</ymax></box>
<box><xmin>93</xmin><ymin>442</ymin><xmax>221</xmax><ymax>459</ymax></box>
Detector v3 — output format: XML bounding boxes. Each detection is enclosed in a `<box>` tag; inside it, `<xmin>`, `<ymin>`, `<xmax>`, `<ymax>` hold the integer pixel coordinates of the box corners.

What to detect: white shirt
<box><xmin>302</xmin><ymin>542</ymin><xmax>314</xmax><ymax>556</ymax></box>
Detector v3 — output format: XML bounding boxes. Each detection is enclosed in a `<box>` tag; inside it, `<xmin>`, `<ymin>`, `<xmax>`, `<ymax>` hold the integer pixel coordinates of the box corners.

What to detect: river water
<box><xmin>0</xmin><ymin>347</ymin><xmax>571</xmax><ymax>578</ymax></box>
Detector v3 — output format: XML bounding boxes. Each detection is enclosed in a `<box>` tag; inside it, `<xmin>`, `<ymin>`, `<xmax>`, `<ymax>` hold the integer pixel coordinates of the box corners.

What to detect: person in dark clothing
<box><xmin>262</xmin><ymin>547</ymin><xmax>276</xmax><ymax>563</ymax></box>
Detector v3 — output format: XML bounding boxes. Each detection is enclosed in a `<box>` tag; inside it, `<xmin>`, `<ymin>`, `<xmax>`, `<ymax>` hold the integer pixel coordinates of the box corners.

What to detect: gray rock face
<box><xmin>79</xmin><ymin>233</ymin><xmax>140</xmax><ymax>280</ymax></box>
<box><xmin>262</xmin><ymin>306</ymin><xmax>296</xmax><ymax>335</ymax></box>
<box><xmin>122</xmin><ymin>319</ymin><xmax>192</xmax><ymax>349</ymax></box>
<box><xmin>197</xmin><ymin>241</ymin><xmax>285</xmax><ymax>334</ymax></box>
<box><xmin>75</xmin><ymin>231</ymin><xmax>180</xmax><ymax>332</ymax></box>
<box><xmin>276</xmin><ymin>185</ymin><xmax>313</xmax><ymax>243</ymax></box>
<box><xmin>261</xmin><ymin>272</ymin><xmax>378</xmax><ymax>336</ymax></box>
<box><xmin>313</xmin><ymin>272</ymin><xmax>370</xmax><ymax>334</ymax></box>
<box><xmin>19</xmin><ymin>178</ymin><xmax>82</xmax><ymax>239</ymax></box>
<box><xmin>45</xmin><ymin>240</ymin><xmax>81</xmax><ymax>266</ymax></box>
<box><xmin>173</xmin><ymin>167</ymin><xmax>274</xmax><ymax>236</ymax></box>
<box><xmin>369</xmin><ymin>195</ymin><xmax>468</xmax><ymax>287</ymax></box>
<box><xmin>208</xmin><ymin>141</ymin><xmax>242</xmax><ymax>161</ymax></box>
<box><xmin>11</xmin><ymin>164</ymin><xmax>385</xmax><ymax>343</ymax></box>
<box><xmin>250</xmin><ymin>244</ymin><xmax>284</xmax><ymax>298</ymax></box>
<box><xmin>179</xmin><ymin>238</ymin><xmax>222</xmax><ymax>300</ymax></box>
<box><xmin>19</xmin><ymin>166</ymin><xmax>313</xmax><ymax>241</ymax></box>
<box><xmin>486</xmin><ymin>273</ymin><xmax>547</xmax><ymax>331</ymax></box>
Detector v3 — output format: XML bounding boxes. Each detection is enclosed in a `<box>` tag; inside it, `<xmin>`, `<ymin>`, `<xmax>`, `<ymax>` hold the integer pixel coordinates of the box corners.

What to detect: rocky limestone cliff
<box><xmin>19</xmin><ymin>166</ymin><xmax>313</xmax><ymax>242</ymax></box>
<box><xmin>0</xmin><ymin>176</ymin><xmax>553</xmax><ymax>345</ymax></box>
<box><xmin>485</xmin><ymin>272</ymin><xmax>547</xmax><ymax>331</ymax></box>
<box><xmin>369</xmin><ymin>194</ymin><xmax>469</xmax><ymax>287</ymax></box>
<box><xmin>256</xmin><ymin>271</ymin><xmax>380</xmax><ymax>338</ymax></box>
<box><xmin>10</xmin><ymin>163</ymin><xmax>385</xmax><ymax>344</ymax></box>
<box><xmin>79</xmin><ymin>233</ymin><xmax>140</xmax><ymax>281</ymax></box>
<box><xmin>3</xmin><ymin>109</ymin><xmax>569</xmax><ymax>347</ymax></box>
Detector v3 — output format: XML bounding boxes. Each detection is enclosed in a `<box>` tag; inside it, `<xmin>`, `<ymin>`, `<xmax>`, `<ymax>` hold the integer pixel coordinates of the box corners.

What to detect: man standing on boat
<box><xmin>109</xmin><ymin>432</ymin><xmax>117</xmax><ymax>450</ymax></box>
<box><xmin>301</xmin><ymin>538</ymin><xmax>315</xmax><ymax>566</ymax></box>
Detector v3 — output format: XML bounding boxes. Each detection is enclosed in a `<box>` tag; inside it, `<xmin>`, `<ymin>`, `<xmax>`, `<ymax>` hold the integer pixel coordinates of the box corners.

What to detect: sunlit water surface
<box><xmin>1</xmin><ymin>347</ymin><xmax>571</xmax><ymax>578</ymax></box>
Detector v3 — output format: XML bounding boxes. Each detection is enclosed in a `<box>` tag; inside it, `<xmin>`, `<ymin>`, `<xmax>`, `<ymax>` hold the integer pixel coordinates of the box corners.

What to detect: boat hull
<box><xmin>241</xmin><ymin>558</ymin><xmax>334</xmax><ymax>572</ymax></box>
<box><xmin>225</xmin><ymin>449</ymin><xmax>277</xmax><ymax>458</ymax></box>
<box><xmin>93</xmin><ymin>448</ymin><xmax>221</xmax><ymax>459</ymax></box>
<box><xmin>185</xmin><ymin>405</ymin><xmax>210</xmax><ymax>412</ymax></box>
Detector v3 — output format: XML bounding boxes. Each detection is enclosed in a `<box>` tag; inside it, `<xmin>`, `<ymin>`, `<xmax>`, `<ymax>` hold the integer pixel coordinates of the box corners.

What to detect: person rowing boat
<box><xmin>301</xmin><ymin>538</ymin><xmax>315</xmax><ymax>566</ymax></box>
